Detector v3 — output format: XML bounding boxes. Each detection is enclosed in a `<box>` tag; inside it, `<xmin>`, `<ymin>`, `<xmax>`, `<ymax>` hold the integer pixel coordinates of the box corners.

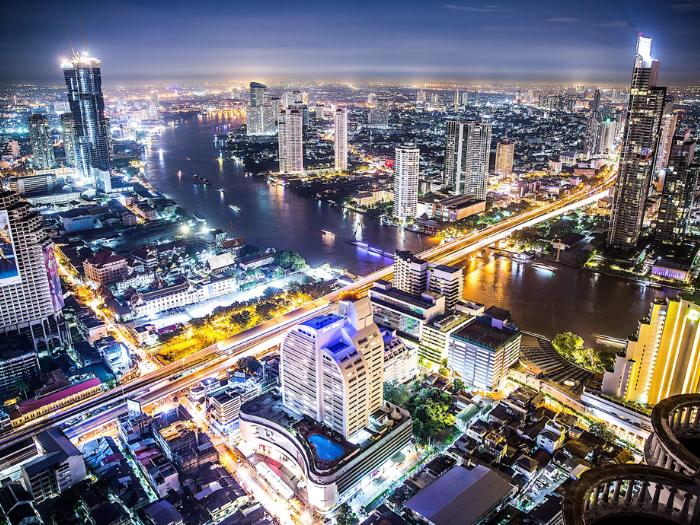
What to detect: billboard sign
<box><xmin>43</xmin><ymin>244</ymin><xmax>64</xmax><ymax>311</ymax></box>
<box><xmin>0</xmin><ymin>210</ymin><xmax>21</xmax><ymax>287</ymax></box>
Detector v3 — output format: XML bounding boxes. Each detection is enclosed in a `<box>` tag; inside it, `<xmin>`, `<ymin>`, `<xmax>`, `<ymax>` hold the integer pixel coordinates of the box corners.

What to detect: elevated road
<box><xmin>0</xmin><ymin>173</ymin><xmax>614</xmax><ymax>453</ymax></box>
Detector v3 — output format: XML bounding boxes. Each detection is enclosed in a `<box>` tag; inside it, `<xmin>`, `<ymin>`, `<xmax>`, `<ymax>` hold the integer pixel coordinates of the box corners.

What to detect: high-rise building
<box><xmin>27</xmin><ymin>114</ymin><xmax>55</xmax><ymax>169</ymax></box>
<box><xmin>655</xmin><ymin>106</ymin><xmax>679</xmax><ymax>172</ymax></box>
<box><xmin>416</xmin><ymin>90</ymin><xmax>427</xmax><ymax>106</ymax></box>
<box><xmin>369</xmin><ymin>97</ymin><xmax>390</xmax><ymax>128</ymax></box>
<box><xmin>277</xmin><ymin>108</ymin><xmax>304</xmax><ymax>174</ymax></box>
<box><xmin>280</xmin><ymin>298</ymin><xmax>384</xmax><ymax>439</ymax></box>
<box><xmin>62</xmin><ymin>52</ymin><xmax>112</xmax><ymax>192</ymax></box>
<box><xmin>585</xmin><ymin>89</ymin><xmax>604</xmax><ymax>159</ymax></box>
<box><xmin>447</xmin><ymin>309</ymin><xmax>521</xmax><ymax>391</ymax></box>
<box><xmin>0</xmin><ymin>191</ymin><xmax>66</xmax><ymax>350</ymax></box>
<box><xmin>334</xmin><ymin>108</ymin><xmax>348</xmax><ymax>171</ymax></box>
<box><xmin>494</xmin><ymin>140</ymin><xmax>515</xmax><ymax>177</ymax></box>
<box><xmin>60</xmin><ymin>113</ymin><xmax>77</xmax><ymax>167</ymax></box>
<box><xmin>608</xmin><ymin>36</ymin><xmax>667</xmax><ymax>250</ymax></box>
<box><xmin>428</xmin><ymin>264</ymin><xmax>464</xmax><ymax>309</ymax></box>
<box><xmin>443</xmin><ymin>120</ymin><xmax>492</xmax><ymax>198</ymax></box>
<box><xmin>598</xmin><ymin>109</ymin><xmax>622</xmax><ymax>155</ymax></box>
<box><xmin>393</xmin><ymin>250</ymin><xmax>428</xmax><ymax>295</ymax></box>
<box><xmin>247</xmin><ymin>82</ymin><xmax>276</xmax><ymax>136</ymax></box>
<box><xmin>393</xmin><ymin>146</ymin><xmax>420</xmax><ymax>220</ymax></box>
<box><xmin>654</xmin><ymin>132</ymin><xmax>697</xmax><ymax>245</ymax></box>
<box><xmin>602</xmin><ymin>297</ymin><xmax>700</xmax><ymax>405</ymax></box>
<box><xmin>453</xmin><ymin>90</ymin><xmax>460</xmax><ymax>111</ymax></box>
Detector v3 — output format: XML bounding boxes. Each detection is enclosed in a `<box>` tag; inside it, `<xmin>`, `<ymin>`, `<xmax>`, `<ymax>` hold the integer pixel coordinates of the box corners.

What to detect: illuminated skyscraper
<box><xmin>277</xmin><ymin>108</ymin><xmax>304</xmax><ymax>174</ymax></box>
<box><xmin>443</xmin><ymin>120</ymin><xmax>491</xmax><ymax>198</ymax></box>
<box><xmin>60</xmin><ymin>113</ymin><xmax>77</xmax><ymax>167</ymax></box>
<box><xmin>249</xmin><ymin>81</ymin><xmax>267</xmax><ymax>107</ymax></box>
<box><xmin>27</xmin><ymin>114</ymin><xmax>55</xmax><ymax>169</ymax></box>
<box><xmin>603</xmin><ymin>297</ymin><xmax>700</xmax><ymax>405</ymax></box>
<box><xmin>280</xmin><ymin>298</ymin><xmax>384</xmax><ymax>439</ymax></box>
<box><xmin>0</xmin><ymin>191</ymin><xmax>66</xmax><ymax>350</ymax></box>
<box><xmin>495</xmin><ymin>140</ymin><xmax>515</xmax><ymax>177</ymax></box>
<box><xmin>62</xmin><ymin>52</ymin><xmax>112</xmax><ymax>192</ymax></box>
<box><xmin>585</xmin><ymin>89</ymin><xmax>604</xmax><ymax>158</ymax></box>
<box><xmin>334</xmin><ymin>108</ymin><xmax>348</xmax><ymax>171</ymax></box>
<box><xmin>369</xmin><ymin>97</ymin><xmax>390</xmax><ymax>128</ymax></box>
<box><xmin>655</xmin><ymin>106</ymin><xmax>679</xmax><ymax>171</ymax></box>
<box><xmin>393</xmin><ymin>146</ymin><xmax>420</xmax><ymax>220</ymax></box>
<box><xmin>655</xmin><ymin>132</ymin><xmax>697</xmax><ymax>245</ymax></box>
<box><xmin>608</xmin><ymin>36</ymin><xmax>667</xmax><ymax>250</ymax></box>
<box><xmin>247</xmin><ymin>81</ymin><xmax>276</xmax><ymax>136</ymax></box>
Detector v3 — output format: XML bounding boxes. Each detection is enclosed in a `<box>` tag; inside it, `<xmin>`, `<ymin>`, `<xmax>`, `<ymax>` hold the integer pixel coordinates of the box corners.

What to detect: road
<box><xmin>0</xmin><ymin>172</ymin><xmax>614</xmax><ymax>453</ymax></box>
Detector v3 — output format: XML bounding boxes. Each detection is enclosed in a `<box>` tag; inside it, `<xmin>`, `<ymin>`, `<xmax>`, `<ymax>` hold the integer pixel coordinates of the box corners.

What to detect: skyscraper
<box><xmin>280</xmin><ymin>298</ymin><xmax>384</xmax><ymax>439</ymax></box>
<box><xmin>598</xmin><ymin>109</ymin><xmax>622</xmax><ymax>155</ymax></box>
<box><xmin>27</xmin><ymin>114</ymin><xmax>55</xmax><ymax>169</ymax></box>
<box><xmin>334</xmin><ymin>108</ymin><xmax>348</xmax><ymax>171</ymax></box>
<box><xmin>393</xmin><ymin>146</ymin><xmax>420</xmax><ymax>220</ymax></box>
<box><xmin>608</xmin><ymin>36</ymin><xmax>667</xmax><ymax>251</ymax></box>
<box><xmin>0</xmin><ymin>191</ymin><xmax>66</xmax><ymax>350</ymax></box>
<box><xmin>60</xmin><ymin>113</ymin><xmax>77</xmax><ymax>167</ymax></box>
<box><xmin>655</xmin><ymin>132</ymin><xmax>697</xmax><ymax>245</ymax></box>
<box><xmin>247</xmin><ymin>81</ymin><xmax>276</xmax><ymax>136</ymax></box>
<box><xmin>62</xmin><ymin>52</ymin><xmax>112</xmax><ymax>192</ymax></box>
<box><xmin>603</xmin><ymin>297</ymin><xmax>700</xmax><ymax>405</ymax></box>
<box><xmin>495</xmin><ymin>140</ymin><xmax>515</xmax><ymax>177</ymax></box>
<box><xmin>277</xmin><ymin>108</ymin><xmax>304</xmax><ymax>174</ymax></box>
<box><xmin>443</xmin><ymin>120</ymin><xmax>492</xmax><ymax>198</ymax></box>
<box><xmin>369</xmin><ymin>97</ymin><xmax>390</xmax><ymax>128</ymax></box>
<box><xmin>585</xmin><ymin>89</ymin><xmax>603</xmax><ymax>158</ymax></box>
<box><xmin>655</xmin><ymin>106</ymin><xmax>679</xmax><ymax>172</ymax></box>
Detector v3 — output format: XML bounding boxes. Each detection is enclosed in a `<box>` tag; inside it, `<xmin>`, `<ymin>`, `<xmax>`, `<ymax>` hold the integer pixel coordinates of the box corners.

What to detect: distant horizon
<box><xmin>3</xmin><ymin>0</ymin><xmax>700</xmax><ymax>85</ymax></box>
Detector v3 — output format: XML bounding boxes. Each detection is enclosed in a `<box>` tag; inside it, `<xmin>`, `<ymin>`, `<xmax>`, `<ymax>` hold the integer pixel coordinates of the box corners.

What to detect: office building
<box><xmin>447</xmin><ymin>308</ymin><xmax>521</xmax><ymax>391</ymax></box>
<box><xmin>494</xmin><ymin>140</ymin><xmax>514</xmax><ymax>177</ymax></box>
<box><xmin>249</xmin><ymin>81</ymin><xmax>267</xmax><ymax>107</ymax></box>
<box><xmin>603</xmin><ymin>297</ymin><xmax>700</xmax><ymax>405</ymax></box>
<box><xmin>21</xmin><ymin>428</ymin><xmax>86</xmax><ymax>503</ymax></box>
<box><xmin>443</xmin><ymin>120</ymin><xmax>492</xmax><ymax>198</ymax></box>
<box><xmin>369</xmin><ymin>97</ymin><xmax>390</xmax><ymax>128</ymax></box>
<box><xmin>280</xmin><ymin>297</ymin><xmax>384</xmax><ymax>439</ymax></box>
<box><xmin>60</xmin><ymin>113</ymin><xmax>78</xmax><ymax>167</ymax></box>
<box><xmin>393</xmin><ymin>145</ymin><xmax>420</xmax><ymax>220</ymax></box>
<box><xmin>428</xmin><ymin>264</ymin><xmax>463</xmax><ymax>309</ymax></box>
<box><xmin>598</xmin><ymin>110</ymin><xmax>622</xmax><ymax>155</ymax></box>
<box><xmin>393</xmin><ymin>250</ymin><xmax>428</xmax><ymax>295</ymax></box>
<box><xmin>655</xmin><ymin>106</ymin><xmax>679</xmax><ymax>171</ymax></box>
<box><xmin>419</xmin><ymin>311</ymin><xmax>474</xmax><ymax>364</ymax></box>
<box><xmin>383</xmin><ymin>332</ymin><xmax>418</xmax><ymax>384</ymax></box>
<box><xmin>584</xmin><ymin>90</ymin><xmax>603</xmax><ymax>158</ymax></box>
<box><xmin>0</xmin><ymin>334</ymin><xmax>40</xmax><ymax>399</ymax></box>
<box><xmin>83</xmin><ymin>250</ymin><xmax>129</xmax><ymax>286</ymax></box>
<box><xmin>334</xmin><ymin>108</ymin><xmax>348</xmax><ymax>171</ymax></box>
<box><xmin>27</xmin><ymin>114</ymin><xmax>55</xmax><ymax>169</ymax></box>
<box><xmin>0</xmin><ymin>191</ymin><xmax>67</xmax><ymax>350</ymax></box>
<box><xmin>62</xmin><ymin>52</ymin><xmax>112</xmax><ymax>192</ymax></box>
<box><xmin>654</xmin><ymin>133</ymin><xmax>697</xmax><ymax>245</ymax></box>
<box><xmin>608</xmin><ymin>36</ymin><xmax>667</xmax><ymax>250</ymax></box>
<box><xmin>277</xmin><ymin>108</ymin><xmax>304</xmax><ymax>174</ymax></box>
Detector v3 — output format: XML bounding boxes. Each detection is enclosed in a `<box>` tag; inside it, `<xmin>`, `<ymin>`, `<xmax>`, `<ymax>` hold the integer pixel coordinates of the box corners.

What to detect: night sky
<box><xmin>4</xmin><ymin>0</ymin><xmax>700</xmax><ymax>85</ymax></box>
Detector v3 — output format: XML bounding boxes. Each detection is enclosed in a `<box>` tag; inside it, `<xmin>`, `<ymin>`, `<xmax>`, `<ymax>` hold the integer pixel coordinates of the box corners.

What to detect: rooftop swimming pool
<box><xmin>307</xmin><ymin>433</ymin><xmax>345</xmax><ymax>461</ymax></box>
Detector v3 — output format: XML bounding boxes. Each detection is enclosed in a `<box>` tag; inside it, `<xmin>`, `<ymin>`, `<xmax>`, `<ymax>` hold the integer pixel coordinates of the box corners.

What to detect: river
<box><xmin>144</xmin><ymin>112</ymin><xmax>672</xmax><ymax>347</ymax></box>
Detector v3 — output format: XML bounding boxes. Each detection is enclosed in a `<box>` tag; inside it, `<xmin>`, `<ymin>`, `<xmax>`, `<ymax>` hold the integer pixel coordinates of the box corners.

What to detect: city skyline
<box><xmin>3</xmin><ymin>1</ymin><xmax>700</xmax><ymax>85</ymax></box>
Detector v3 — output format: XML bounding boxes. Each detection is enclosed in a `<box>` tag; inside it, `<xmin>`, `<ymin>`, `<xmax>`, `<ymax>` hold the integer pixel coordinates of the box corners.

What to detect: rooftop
<box><xmin>453</xmin><ymin>316</ymin><xmax>520</xmax><ymax>349</ymax></box>
<box><xmin>301</xmin><ymin>313</ymin><xmax>343</xmax><ymax>331</ymax></box>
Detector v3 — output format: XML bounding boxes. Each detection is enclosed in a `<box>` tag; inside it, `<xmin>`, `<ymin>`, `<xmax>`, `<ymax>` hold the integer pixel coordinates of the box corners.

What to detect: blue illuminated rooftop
<box><xmin>301</xmin><ymin>314</ymin><xmax>343</xmax><ymax>330</ymax></box>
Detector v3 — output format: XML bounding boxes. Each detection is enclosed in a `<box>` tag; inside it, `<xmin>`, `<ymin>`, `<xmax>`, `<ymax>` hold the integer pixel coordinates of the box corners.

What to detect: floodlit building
<box><xmin>447</xmin><ymin>308</ymin><xmax>521</xmax><ymax>391</ymax></box>
<box><xmin>443</xmin><ymin>120</ymin><xmax>492</xmax><ymax>199</ymax></box>
<box><xmin>394</xmin><ymin>146</ymin><xmax>420</xmax><ymax>220</ymax></box>
<box><xmin>428</xmin><ymin>264</ymin><xmax>463</xmax><ymax>309</ymax></box>
<box><xmin>655</xmin><ymin>105</ymin><xmax>679</xmax><ymax>171</ymax></box>
<box><xmin>280</xmin><ymin>297</ymin><xmax>384</xmax><ymax>439</ymax></box>
<box><xmin>278</xmin><ymin>108</ymin><xmax>304</xmax><ymax>174</ymax></box>
<box><xmin>334</xmin><ymin>108</ymin><xmax>348</xmax><ymax>171</ymax></box>
<box><xmin>28</xmin><ymin>114</ymin><xmax>55</xmax><ymax>169</ymax></box>
<box><xmin>62</xmin><ymin>52</ymin><xmax>112</xmax><ymax>192</ymax></box>
<box><xmin>246</xmin><ymin>81</ymin><xmax>276</xmax><ymax>136</ymax></box>
<box><xmin>603</xmin><ymin>297</ymin><xmax>700</xmax><ymax>405</ymax></box>
<box><xmin>608</xmin><ymin>36</ymin><xmax>667</xmax><ymax>250</ymax></box>
<box><xmin>83</xmin><ymin>250</ymin><xmax>129</xmax><ymax>286</ymax></box>
<box><xmin>494</xmin><ymin>140</ymin><xmax>514</xmax><ymax>176</ymax></box>
<box><xmin>383</xmin><ymin>331</ymin><xmax>418</xmax><ymax>384</ymax></box>
<box><xmin>419</xmin><ymin>311</ymin><xmax>474</xmax><ymax>364</ymax></box>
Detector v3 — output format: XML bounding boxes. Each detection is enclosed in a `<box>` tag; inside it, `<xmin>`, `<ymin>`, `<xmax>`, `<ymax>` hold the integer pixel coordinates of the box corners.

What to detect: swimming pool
<box><xmin>307</xmin><ymin>433</ymin><xmax>345</xmax><ymax>461</ymax></box>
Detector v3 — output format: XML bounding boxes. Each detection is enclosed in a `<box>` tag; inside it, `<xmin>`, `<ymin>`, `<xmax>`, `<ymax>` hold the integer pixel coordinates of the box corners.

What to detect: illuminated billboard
<box><xmin>43</xmin><ymin>244</ymin><xmax>64</xmax><ymax>311</ymax></box>
<box><xmin>0</xmin><ymin>210</ymin><xmax>21</xmax><ymax>287</ymax></box>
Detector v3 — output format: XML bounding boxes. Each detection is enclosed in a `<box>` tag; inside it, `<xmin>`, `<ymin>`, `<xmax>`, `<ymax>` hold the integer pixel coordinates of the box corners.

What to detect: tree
<box><xmin>230</xmin><ymin>309</ymin><xmax>253</xmax><ymax>329</ymax></box>
<box><xmin>552</xmin><ymin>331</ymin><xmax>584</xmax><ymax>360</ymax></box>
<box><xmin>335</xmin><ymin>503</ymin><xmax>358</xmax><ymax>525</ymax></box>
<box><xmin>384</xmin><ymin>382</ymin><xmax>411</xmax><ymax>406</ymax></box>
<box><xmin>452</xmin><ymin>378</ymin><xmax>465</xmax><ymax>393</ymax></box>
<box><xmin>589</xmin><ymin>421</ymin><xmax>617</xmax><ymax>444</ymax></box>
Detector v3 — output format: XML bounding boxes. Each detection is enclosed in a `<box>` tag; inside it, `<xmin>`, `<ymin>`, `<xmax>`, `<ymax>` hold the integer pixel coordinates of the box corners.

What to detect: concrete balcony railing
<box><xmin>645</xmin><ymin>394</ymin><xmax>700</xmax><ymax>478</ymax></box>
<box><xmin>562</xmin><ymin>464</ymin><xmax>700</xmax><ymax>525</ymax></box>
